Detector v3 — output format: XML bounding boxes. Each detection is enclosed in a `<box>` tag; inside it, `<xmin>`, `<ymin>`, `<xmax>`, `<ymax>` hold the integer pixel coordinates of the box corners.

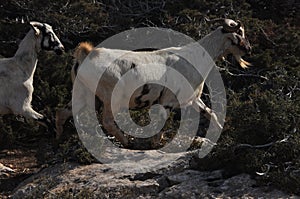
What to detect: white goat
<box><xmin>0</xmin><ymin>22</ymin><xmax>64</xmax><ymax>121</ymax></box>
<box><xmin>56</xmin><ymin>19</ymin><xmax>251</xmax><ymax>147</ymax></box>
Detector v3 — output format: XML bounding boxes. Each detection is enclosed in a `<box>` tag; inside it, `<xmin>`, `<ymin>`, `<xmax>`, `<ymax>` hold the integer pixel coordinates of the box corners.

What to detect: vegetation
<box><xmin>0</xmin><ymin>0</ymin><xmax>299</xmax><ymax>194</ymax></box>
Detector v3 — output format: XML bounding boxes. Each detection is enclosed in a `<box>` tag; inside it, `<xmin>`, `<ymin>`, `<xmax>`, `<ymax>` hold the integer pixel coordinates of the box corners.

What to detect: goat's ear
<box><xmin>29</xmin><ymin>21</ymin><xmax>43</xmax><ymax>36</ymax></box>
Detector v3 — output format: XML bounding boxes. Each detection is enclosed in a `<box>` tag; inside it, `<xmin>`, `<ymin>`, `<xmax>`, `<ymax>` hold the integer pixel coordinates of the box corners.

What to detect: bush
<box><xmin>0</xmin><ymin>0</ymin><xmax>299</xmax><ymax>194</ymax></box>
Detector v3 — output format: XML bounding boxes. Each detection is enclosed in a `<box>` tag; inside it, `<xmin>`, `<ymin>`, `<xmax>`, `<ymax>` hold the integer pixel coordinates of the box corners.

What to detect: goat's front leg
<box><xmin>102</xmin><ymin>103</ymin><xmax>129</xmax><ymax>148</ymax></box>
<box><xmin>10</xmin><ymin>86</ymin><xmax>44</xmax><ymax>120</ymax></box>
<box><xmin>193</xmin><ymin>97</ymin><xmax>222</xmax><ymax>129</ymax></box>
<box><xmin>21</xmin><ymin>106</ymin><xmax>44</xmax><ymax>120</ymax></box>
<box><xmin>21</xmin><ymin>106</ymin><xmax>56</xmax><ymax>135</ymax></box>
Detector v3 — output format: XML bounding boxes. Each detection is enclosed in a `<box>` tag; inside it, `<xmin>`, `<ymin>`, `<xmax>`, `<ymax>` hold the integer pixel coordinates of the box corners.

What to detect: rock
<box><xmin>167</xmin><ymin>169</ymin><xmax>223</xmax><ymax>185</ymax></box>
<box><xmin>10</xmin><ymin>150</ymin><xmax>298</xmax><ymax>198</ymax></box>
<box><xmin>159</xmin><ymin>173</ymin><xmax>296</xmax><ymax>198</ymax></box>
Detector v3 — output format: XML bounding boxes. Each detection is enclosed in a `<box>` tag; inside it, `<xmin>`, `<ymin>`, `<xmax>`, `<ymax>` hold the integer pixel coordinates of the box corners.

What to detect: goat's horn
<box><xmin>205</xmin><ymin>18</ymin><xmax>241</xmax><ymax>32</ymax></box>
<box><xmin>204</xmin><ymin>17</ymin><xmax>224</xmax><ymax>24</ymax></box>
<box><xmin>223</xmin><ymin>19</ymin><xmax>241</xmax><ymax>32</ymax></box>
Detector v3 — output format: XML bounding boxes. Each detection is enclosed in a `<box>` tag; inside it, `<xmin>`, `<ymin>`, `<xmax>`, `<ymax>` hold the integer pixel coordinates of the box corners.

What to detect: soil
<box><xmin>0</xmin><ymin>136</ymin><xmax>55</xmax><ymax>198</ymax></box>
<box><xmin>0</xmin><ymin>148</ymin><xmax>37</xmax><ymax>197</ymax></box>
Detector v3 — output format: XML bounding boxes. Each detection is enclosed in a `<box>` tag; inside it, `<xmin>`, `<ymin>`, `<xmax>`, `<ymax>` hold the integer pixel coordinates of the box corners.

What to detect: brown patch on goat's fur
<box><xmin>74</xmin><ymin>42</ymin><xmax>94</xmax><ymax>63</ymax></box>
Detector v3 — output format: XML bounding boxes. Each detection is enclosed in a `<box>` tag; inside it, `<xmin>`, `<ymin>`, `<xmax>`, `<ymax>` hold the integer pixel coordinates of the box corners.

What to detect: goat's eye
<box><xmin>237</xmin><ymin>30</ymin><xmax>242</xmax><ymax>36</ymax></box>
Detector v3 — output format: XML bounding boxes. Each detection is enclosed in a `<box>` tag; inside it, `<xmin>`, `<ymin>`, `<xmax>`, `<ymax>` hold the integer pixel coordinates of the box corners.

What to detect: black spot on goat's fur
<box><xmin>152</xmin><ymin>88</ymin><xmax>165</xmax><ymax>105</ymax></box>
<box><xmin>134</xmin><ymin>97</ymin><xmax>150</xmax><ymax>109</ymax></box>
<box><xmin>134</xmin><ymin>84</ymin><xmax>151</xmax><ymax>108</ymax></box>
<box><xmin>135</xmin><ymin>95</ymin><xmax>142</xmax><ymax>107</ymax></box>
<box><xmin>74</xmin><ymin>62</ymin><xmax>79</xmax><ymax>76</ymax></box>
<box><xmin>141</xmin><ymin>84</ymin><xmax>150</xmax><ymax>95</ymax></box>
<box><xmin>141</xmin><ymin>100</ymin><xmax>150</xmax><ymax>108</ymax></box>
<box><xmin>133</xmin><ymin>48</ymin><xmax>158</xmax><ymax>52</ymax></box>
<box><xmin>164</xmin><ymin>105</ymin><xmax>173</xmax><ymax>111</ymax></box>
<box><xmin>131</xmin><ymin>63</ymin><xmax>136</xmax><ymax>69</ymax></box>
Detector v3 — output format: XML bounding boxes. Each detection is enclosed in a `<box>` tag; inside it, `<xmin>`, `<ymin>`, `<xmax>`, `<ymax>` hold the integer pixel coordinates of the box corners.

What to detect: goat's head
<box><xmin>30</xmin><ymin>21</ymin><xmax>64</xmax><ymax>55</ymax></box>
<box><xmin>206</xmin><ymin>18</ymin><xmax>252</xmax><ymax>68</ymax></box>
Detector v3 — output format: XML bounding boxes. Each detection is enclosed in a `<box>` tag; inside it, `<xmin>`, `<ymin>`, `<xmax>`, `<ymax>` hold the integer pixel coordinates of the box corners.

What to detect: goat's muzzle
<box><xmin>239</xmin><ymin>37</ymin><xmax>252</xmax><ymax>55</ymax></box>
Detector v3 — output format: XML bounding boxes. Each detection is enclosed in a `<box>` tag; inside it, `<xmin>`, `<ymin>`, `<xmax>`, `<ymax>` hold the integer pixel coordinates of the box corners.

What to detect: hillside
<box><xmin>0</xmin><ymin>0</ymin><xmax>299</xmax><ymax>197</ymax></box>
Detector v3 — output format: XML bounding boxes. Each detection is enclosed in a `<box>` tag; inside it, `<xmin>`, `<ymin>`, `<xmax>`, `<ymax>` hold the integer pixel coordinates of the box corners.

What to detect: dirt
<box><xmin>0</xmin><ymin>148</ymin><xmax>37</xmax><ymax>197</ymax></box>
<box><xmin>0</xmin><ymin>135</ymin><xmax>56</xmax><ymax>198</ymax></box>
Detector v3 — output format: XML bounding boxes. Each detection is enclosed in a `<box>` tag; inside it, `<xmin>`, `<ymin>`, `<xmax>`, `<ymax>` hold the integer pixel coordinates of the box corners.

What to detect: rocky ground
<box><xmin>0</xmin><ymin>150</ymin><xmax>299</xmax><ymax>199</ymax></box>
<box><xmin>6</xmin><ymin>149</ymin><xmax>298</xmax><ymax>198</ymax></box>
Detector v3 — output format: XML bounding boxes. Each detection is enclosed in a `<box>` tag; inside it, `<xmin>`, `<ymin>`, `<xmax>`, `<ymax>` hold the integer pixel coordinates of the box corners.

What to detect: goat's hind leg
<box><xmin>55</xmin><ymin>101</ymin><xmax>73</xmax><ymax>139</ymax></box>
<box><xmin>102</xmin><ymin>103</ymin><xmax>129</xmax><ymax>148</ymax></box>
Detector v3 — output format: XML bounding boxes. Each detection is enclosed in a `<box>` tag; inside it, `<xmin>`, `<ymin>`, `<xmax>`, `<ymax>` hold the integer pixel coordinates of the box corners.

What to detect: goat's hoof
<box><xmin>35</xmin><ymin>114</ymin><xmax>44</xmax><ymax>120</ymax></box>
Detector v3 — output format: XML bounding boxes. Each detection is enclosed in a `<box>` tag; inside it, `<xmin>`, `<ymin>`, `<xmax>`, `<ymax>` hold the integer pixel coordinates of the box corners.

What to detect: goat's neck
<box><xmin>198</xmin><ymin>29</ymin><xmax>224</xmax><ymax>61</ymax></box>
<box><xmin>14</xmin><ymin>29</ymin><xmax>40</xmax><ymax>79</ymax></box>
<box><xmin>175</xmin><ymin>29</ymin><xmax>224</xmax><ymax>81</ymax></box>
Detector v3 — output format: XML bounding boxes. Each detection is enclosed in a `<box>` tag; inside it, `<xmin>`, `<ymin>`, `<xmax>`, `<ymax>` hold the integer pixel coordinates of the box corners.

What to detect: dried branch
<box><xmin>235</xmin><ymin>135</ymin><xmax>291</xmax><ymax>149</ymax></box>
<box><xmin>0</xmin><ymin>40</ymin><xmax>17</xmax><ymax>44</ymax></box>
<box><xmin>218</xmin><ymin>61</ymin><xmax>269</xmax><ymax>80</ymax></box>
<box><xmin>260</xmin><ymin>27</ymin><xmax>278</xmax><ymax>47</ymax></box>
<box><xmin>286</xmin><ymin>83</ymin><xmax>300</xmax><ymax>98</ymax></box>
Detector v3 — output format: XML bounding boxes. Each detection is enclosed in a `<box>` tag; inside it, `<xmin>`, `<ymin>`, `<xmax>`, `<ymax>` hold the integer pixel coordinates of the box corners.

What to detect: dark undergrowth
<box><xmin>0</xmin><ymin>0</ymin><xmax>299</xmax><ymax>195</ymax></box>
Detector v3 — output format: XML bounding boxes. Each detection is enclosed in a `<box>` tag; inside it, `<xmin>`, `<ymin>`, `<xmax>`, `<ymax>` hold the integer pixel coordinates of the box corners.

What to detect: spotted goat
<box><xmin>56</xmin><ymin>18</ymin><xmax>251</xmax><ymax>147</ymax></box>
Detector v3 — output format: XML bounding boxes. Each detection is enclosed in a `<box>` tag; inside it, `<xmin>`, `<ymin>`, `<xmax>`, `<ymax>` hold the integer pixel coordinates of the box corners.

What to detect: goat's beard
<box><xmin>234</xmin><ymin>54</ymin><xmax>252</xmax><ymax>69</ymax></box>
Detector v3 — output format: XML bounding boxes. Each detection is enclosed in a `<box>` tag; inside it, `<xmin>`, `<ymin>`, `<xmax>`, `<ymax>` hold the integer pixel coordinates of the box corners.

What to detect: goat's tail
<box><xmin>71</xmin><ymin>42</ymin><xmax>94</xmax><ymax>82</ymax></box>
<box><xmin>74</xmin><ymin>42</ymin><xmax>94</xmax><ymax>63</ymax></box>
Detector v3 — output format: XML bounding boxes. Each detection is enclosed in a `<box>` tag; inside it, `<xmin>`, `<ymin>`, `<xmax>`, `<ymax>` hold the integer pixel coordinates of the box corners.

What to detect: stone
<box><xmin>10</xmin><ymin>150</ymin><xmax>298</xmax><ymax>198</ymax></box>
